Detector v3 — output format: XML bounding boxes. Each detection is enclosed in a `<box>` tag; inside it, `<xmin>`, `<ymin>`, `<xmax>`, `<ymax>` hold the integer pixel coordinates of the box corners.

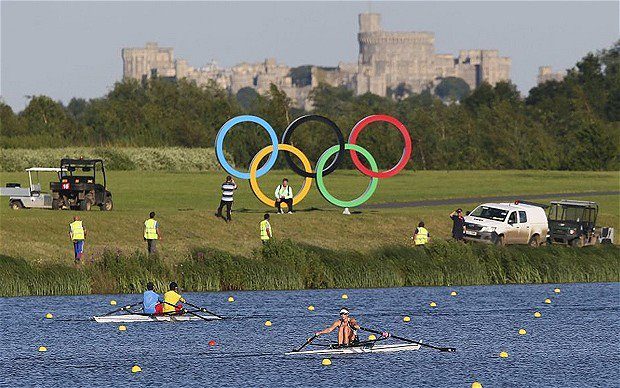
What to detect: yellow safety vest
<box><xmin>260</xmin><ymin>220</ymin><xmax>271</xmax><ymax>240</ymax></box>
<box><xmin>70</xmin><ymin>221</ymin><xmax>85</xmax><ymax>240</ymax></box>
<box><xmin>163</xmin><ymin>290</ymin><xmax>185</xmax><ymax>313</ymax></box>
<box><xmin>414</xmin><ymin>227</ymin><xmax>429</xmax><ymax>245</ymax></box>
<box><xmin>144</xmin><ymin>219</ymin><xmax>158</xmax><ymax>240</ymax></box>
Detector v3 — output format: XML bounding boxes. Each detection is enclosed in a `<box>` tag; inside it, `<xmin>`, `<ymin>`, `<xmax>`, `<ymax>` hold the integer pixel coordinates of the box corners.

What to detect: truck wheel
<box><xmin>528</xmin><ymin>235</ymin><xmax>539</xmax><ymax>247</ymax></box>
<box><xmin>51</xmin><ymin>199</ymin><xmax>60</xmax><ymax>210</ymax></box>
<box><xmin>494</xmin><ymin>235</ymin><xmax>505</xmax><ymax>246</ymax></box>
<box><xmin>10</xmin><ymin>200</ymin><xmax>23</xmax><ymax>210</ymax></box>
<box><xmin>79</xmin><ymin>200</ymin><xmax>91</xmax><ymax>211</ymax></box>
<box><xmin>100</xmin><ymin>198</ymin><xmax>113</xmax><ymax>211</ymax></box>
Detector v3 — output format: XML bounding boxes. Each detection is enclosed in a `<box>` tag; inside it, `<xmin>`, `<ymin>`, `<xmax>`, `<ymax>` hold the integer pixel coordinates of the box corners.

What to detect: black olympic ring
<box><xmin>281</xmin><ymin>114</ymin><xmax>346</xmax><ymax>179</ymax></box>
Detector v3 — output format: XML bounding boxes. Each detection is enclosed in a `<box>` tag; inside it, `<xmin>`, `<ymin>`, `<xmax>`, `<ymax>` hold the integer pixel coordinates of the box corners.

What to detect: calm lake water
<box><xmin>1</xmin><ymin>283</ymin><xmax>619</xmax><ymax>387</ymax></box>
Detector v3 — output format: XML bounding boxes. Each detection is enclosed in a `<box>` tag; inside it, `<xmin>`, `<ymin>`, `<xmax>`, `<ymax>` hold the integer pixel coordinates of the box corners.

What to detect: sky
<box><xmin>1</xmin><ymin>1</ymin><xmax>618</xmax><ymax>112</ymax></box>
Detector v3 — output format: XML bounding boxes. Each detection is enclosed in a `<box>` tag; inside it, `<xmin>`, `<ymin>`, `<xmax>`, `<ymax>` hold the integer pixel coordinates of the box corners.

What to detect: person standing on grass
<box><xmin>260</xmin><ymin>213</ymin><xmax>272</xmax><ymax>244</ymax></box>
<box><xmin>412</xmin><ymin>221</ymin><xmax>430</xmax><ymax>246</ymax></box>
<box><xmin>216</xmin><ymin>175</ymin><xmax>237</xmax><ymax>223</ymax></box>
<box><xmin>450</xmin><ymin>208</ymin><xmax>466</xmax><ymax>241</ymax></box>
<box><xmin>144</xmin><ymin>212</ymin><xmax>161</xmax><ymax>255</ymax></box>
<box><xmin>274</xmin><ymin>178</ymin><xmax>294</xmax><ymax>214</ymax></box>
<box><xmin>69</xmin><ymin>216</ymin><xmax>86</xmax><ymax>263</ymax></box>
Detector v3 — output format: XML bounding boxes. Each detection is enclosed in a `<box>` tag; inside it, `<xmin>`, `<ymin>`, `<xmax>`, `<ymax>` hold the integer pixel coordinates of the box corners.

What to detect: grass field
<box><xmin>0</xmin><ymin>169</ymin><xmax>618</xmax><ymax>263</ymax></box>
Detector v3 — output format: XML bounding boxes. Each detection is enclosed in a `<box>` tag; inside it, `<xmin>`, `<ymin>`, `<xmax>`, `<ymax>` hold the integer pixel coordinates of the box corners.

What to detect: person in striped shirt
<box><xmin>216</xmin><ymin>175</ymin><xmax>237</xmax><ymax>222</ymax></box>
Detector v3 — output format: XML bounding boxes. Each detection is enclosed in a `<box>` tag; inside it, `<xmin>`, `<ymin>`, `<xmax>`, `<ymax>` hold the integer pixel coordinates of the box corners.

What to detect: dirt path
<box><xmin>362</xmin><ymin>191</ymin><xmax>620</xmax><ymax>209</ymax></box>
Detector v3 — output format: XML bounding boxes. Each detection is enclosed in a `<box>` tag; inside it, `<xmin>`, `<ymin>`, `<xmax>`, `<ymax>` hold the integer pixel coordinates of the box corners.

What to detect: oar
<box><xmin>163</xmin><ymin>302</ymin><xmax>215</xmax><ymax>322</ymax></box>
<box><xmin>360</xmin><ymin>327</ymin><xmax>456</xmax><ymax>352</ymax></box>
<box><xmin>102</xmin><ymin>301</ymin><xmax>142</xmax><ymax>316</ymax></box>
<box><xmin>292</xmin><ymin>334</ymin><xmax>318</xmax><ymax>352</ymax></box>
<box><xmin>183</xmin><ymin>301</ymin><xmax>224</xmax><ymax>319</ymax></box>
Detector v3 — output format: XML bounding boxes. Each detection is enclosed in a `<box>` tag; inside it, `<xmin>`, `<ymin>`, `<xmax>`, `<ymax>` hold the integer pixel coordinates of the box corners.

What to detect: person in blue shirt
<box><xmin>143</xmin><ymin>282</ymin><xmax>163</xmax><ymax>315</ymax></box>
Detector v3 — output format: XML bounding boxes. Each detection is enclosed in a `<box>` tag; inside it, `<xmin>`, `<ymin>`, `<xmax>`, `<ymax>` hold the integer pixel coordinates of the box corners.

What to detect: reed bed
<box><xmin>1</xmin><ymin>240</ymin><xmax>618</xmax><ymax>297</ymax></box>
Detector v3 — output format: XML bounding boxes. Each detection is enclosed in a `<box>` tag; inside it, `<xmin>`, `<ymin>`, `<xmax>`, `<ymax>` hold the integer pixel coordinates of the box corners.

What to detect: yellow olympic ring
<box><xmin>249</xmin><ymin>144</ymin><xmax>313</xmax><ymax>208</ymax></box>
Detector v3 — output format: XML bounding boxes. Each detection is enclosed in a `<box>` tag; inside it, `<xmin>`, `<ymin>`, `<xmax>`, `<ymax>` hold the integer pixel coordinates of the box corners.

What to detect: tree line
<box><xmin>1</xmin><ymin>41</ymin><xmax>618</xmax><ymax>171</ymax></box>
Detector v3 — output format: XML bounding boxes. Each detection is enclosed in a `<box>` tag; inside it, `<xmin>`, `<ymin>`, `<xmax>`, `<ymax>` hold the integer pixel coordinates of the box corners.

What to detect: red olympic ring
<box><xmin>348</xmin><ymin>114</ymin><xmax>412</xmax><ymax>179</ymax></box>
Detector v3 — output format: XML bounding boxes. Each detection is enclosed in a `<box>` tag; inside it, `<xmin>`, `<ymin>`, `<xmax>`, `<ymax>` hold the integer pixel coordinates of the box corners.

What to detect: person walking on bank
<box><xmin>412</xmin><ymin>221</ymin><xmax>430</xmax><ymax>246</ymax></box>
<box><xmin>274</xmin><ymin>178</ymin><xmax>294</xmax><ymax>214</ymax></box>
<box><xmin>216</xmin><ymin>175</ymin><xmax>237</xmax><ymax>223</ymax></box>
<box><xmin>260</xmin><ymin>213</ymin><xmax>272</xmax><ymax>244</ymax></box>
<box><xmin>144</xmin><ymin>212</ymin><xmax>161</xmax><ymax>255</ymax></box>
<box><xmin>450</xmin><ymin>209</ymin><xmax>466</xmax><ymax>241</ymax></box>
<box><xmin>69</xmin><ymin>216</ymin><xmax>86</xmax><ymax>263</ymax></box>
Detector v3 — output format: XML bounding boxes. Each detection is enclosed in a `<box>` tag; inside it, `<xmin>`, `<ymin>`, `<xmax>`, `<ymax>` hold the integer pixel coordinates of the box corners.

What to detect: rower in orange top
<box><xmin>315</xmin><ymin>308</ymin><xmax>360</xmax><ymax>345</ymax></box>
<box><xmin>162</xmin><ymin>282</ymin><xmax>185</xmax><ymax>314</ymax></box>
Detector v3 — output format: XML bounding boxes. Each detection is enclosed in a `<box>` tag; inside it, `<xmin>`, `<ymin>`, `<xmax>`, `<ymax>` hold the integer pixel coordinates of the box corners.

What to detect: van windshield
<box><xmin>470</xmin><ymin>206</ymin><xmax>508</xmax><ymax>222</ymax></box>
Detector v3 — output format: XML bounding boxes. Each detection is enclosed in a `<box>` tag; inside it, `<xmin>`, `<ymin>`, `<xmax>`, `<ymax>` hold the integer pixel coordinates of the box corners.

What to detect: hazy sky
<box><xmin>1</xmin><ymin>1</ymin><xmax>618</xmax><ymax>112</ymax></box>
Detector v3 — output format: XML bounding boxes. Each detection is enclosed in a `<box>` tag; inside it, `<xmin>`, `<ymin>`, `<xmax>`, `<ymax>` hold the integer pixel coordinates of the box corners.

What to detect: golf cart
<box><xmin>50</xmin><ymin>158</ymin><xmax>113</xmax><ymax>211</ymax></box>
<box><xmin>546</xmin><ymin>200</ymin><xmax>613</xmax><ymax>246</ymax></box>
<box><xmin>0</xmin><ymin>167</ymin><xmax>65</xmax><ymax>210</ymax></box>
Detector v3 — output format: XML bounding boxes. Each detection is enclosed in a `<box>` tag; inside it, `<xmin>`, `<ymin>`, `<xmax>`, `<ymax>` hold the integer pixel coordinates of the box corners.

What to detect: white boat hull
<box><xmin>285</xmin><ymin>343</ymin><xmax>421</xmax><ymax>355</ymax></box>
<box><xmin>93</xmin><ymin>314</ymin><xmax>221</xmax><ymax>323</ymax></box>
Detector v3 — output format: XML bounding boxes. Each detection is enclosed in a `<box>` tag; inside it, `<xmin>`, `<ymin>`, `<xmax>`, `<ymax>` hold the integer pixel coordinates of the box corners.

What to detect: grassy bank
<box><xmin>1</xmin><ymin>170</ymin><xmax>618</xmax><ymax>262</ymax></box>
<box><xmin>1</xmin><ymin>240</ymin><xmax>618</xmax><ymax>297</ymax></box>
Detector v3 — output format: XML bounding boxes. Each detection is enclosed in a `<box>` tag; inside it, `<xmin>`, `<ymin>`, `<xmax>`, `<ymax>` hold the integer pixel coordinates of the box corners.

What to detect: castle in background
<box><xmin>122</xmin><ymin>13</ymin><xmax>511</xmax><ymax>108</ymax></box>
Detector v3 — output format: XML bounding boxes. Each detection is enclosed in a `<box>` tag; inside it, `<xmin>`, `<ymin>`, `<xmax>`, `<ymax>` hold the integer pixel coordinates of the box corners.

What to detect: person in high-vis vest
<box><xmin>69</xmin><ymin>216</ymin><xmax>86</xmax><ymax>263</ymax></box>
<box><xmin>163</xmin><ymin>282</ymin><xmax>185</xmax><ymax>314</ymax></box>
<box><xmin>274</xmin><ymin>178</ymin><xmax>294</xmax><ymax>214</ymax></box>
<box><xmin>412</xmin><ymin>221</ymin><xmax>430</xmax><ymax>246</ymax></box>
<box><xmin>260</xmin><ymin>213</ymin><xmax>272</xmax><ymax>244</ymax></box>
<box><xmin>144</xmin><ymin>212</ymin><xmax>161</xmax><ymax>255</ymax></box>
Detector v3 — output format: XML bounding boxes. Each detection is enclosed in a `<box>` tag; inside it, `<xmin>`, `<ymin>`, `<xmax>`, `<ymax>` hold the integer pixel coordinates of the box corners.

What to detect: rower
<box><xmin>315</xmin><ymin>308</ymin><xmax>360</xmax><ymax>345</ymax></box>
<box><xmin>143</xmin><ymin>282</ymin><xmax>163</xmax><ymax>315</ymax></box>
<box><xmin>163</xmin><ymin>282</ymin><xmax>185</xmax><ymax>314</ymax></box>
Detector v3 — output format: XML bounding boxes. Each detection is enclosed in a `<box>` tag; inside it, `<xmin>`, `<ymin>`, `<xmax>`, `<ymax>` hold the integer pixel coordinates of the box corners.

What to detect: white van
<box><xmin>464</xmin><ymin>202</ymin><xmax>549</xmax><ymax>246</ymax></box>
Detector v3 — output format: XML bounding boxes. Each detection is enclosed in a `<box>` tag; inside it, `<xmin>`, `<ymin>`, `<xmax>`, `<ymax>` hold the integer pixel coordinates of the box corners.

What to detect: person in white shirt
<box><xmin>216</xmin><ymin>175</ymin><xmax>237</xmax><ymax>222</ymax></box>
<box><xmin>274</xmin><ymin>178</ymin><xmax>294</xmax><ymax>214</ymax></box>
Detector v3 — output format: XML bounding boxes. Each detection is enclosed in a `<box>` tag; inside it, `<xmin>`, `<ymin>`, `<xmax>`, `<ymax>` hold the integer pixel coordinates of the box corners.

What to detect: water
<box><xmin>1</xmin><ymin>283</ymin><xmax>619</xmax><ymax>387</ymax></box>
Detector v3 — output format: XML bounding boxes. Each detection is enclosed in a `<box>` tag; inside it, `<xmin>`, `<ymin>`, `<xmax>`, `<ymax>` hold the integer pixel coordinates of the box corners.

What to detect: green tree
<box><xmin>434</xmin><ymin>77</ymin><xmax>470</xmax><ymax>101</ymax></box>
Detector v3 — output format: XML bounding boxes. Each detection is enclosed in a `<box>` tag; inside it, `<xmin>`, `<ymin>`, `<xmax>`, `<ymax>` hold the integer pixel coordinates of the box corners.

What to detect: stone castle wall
<box><xmin>122</xmin><ymin>13</ymin><xmax>512</xmax><ymax>107</ymax></box>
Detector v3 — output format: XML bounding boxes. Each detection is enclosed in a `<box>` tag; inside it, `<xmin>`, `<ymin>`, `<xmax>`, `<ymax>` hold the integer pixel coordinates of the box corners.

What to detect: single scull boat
<box><xmin>285</xmin><ymin>342</ymin><xmax>421</xmax><ymax>355</ymax></box>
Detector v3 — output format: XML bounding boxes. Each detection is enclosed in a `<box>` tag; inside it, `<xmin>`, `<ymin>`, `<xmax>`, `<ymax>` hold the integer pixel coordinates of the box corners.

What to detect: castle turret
<box><xmin>359</xmin><ymin>13</ymin><xmax>381</xmax><ymax>33</ymax></box>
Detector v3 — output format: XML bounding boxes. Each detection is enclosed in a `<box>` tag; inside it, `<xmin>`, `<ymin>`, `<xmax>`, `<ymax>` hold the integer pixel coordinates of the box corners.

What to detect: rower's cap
<box><xmin>339</xmin><ymin>308</ymin><xmax>349</xmax><ymax>315</ymax></box>
<box><xmin>169</xmin><ymin>281</ymin><xmax>178</xmax><ymax>290</ymax></box>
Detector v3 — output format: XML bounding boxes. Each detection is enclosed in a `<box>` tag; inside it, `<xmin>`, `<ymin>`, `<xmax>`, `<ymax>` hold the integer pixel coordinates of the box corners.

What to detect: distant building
<box><xmin>122</xmin><ymin>13</ymin><xmax>512</xmax><ymax>108</ymax></box>
<box><xmin>537</xmin><ymin>66</ymin><xmax>566</xmax><ymax>84</ymax></box>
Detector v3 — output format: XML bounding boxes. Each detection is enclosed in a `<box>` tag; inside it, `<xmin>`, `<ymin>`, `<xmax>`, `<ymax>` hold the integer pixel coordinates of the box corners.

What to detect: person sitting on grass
<box><xmin>274</xmin><ymin>178</ymin><xmax>294</xmax><ymax>214</ymax></box>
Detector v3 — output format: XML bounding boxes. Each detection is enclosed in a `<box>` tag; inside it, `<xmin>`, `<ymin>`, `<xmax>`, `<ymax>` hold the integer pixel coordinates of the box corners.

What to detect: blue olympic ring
<box><xmin>215</xmin><ymin>115</ymin><xmax>279</xmax><ymax>180</ymax></box>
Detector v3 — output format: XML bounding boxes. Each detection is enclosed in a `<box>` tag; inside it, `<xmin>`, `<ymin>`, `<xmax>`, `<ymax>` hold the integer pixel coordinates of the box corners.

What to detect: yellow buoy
<box><xmin>368</xmin><ymin>334</ymin><xmax>377</xmax><ymax>340</ymax></box>
<box><xmin>227</xmin><ymin>296</ymin><xmax>235</xmax><ymax>302</ymax></box>
<box><xmin>131</xmin><ymin>365</ymin><xmax>142</xmax><ymax>373</ymax></box>
<box><xmin>518</xmin><ymin>329</ymin><xmax>527</xmax><ymax>335</ymax></box>
<box><xmin>534</xmin><ymin>311</ymin><xmax>542</xmax><ymax>318</ymax></box>
<box><xmin>341</xmin><ymin>294</ymin><xmax>348</xmax><ymax>299</ymax></box>
<box><xmin>471</xmin><ymin>382</ymin><xmax>483</xmax><ymax>388</ymax></box>
<box><xmin>430</xmin><ymin>302</ymin><xmax>437</xmax><ymax>307</ymax></box>
<box><xmin>38</xmin><ymin>346</ymin><xmax>47</xmax><ymax>352</ymax></box>
<box><xmin>544</xmin><ymin>298</ymin><xmax>552</xmax><ymax>304</ymax></box>
<box><xmin>110</xmin><ymin>300</ymin><xmax>117</xmax><ymax>306</ymax></box>
<box><xmin>403</xmin><ymin>316</ymin><xmax>411</xmax><ymax>322</ymax></box>
<box><xmin>500</xmin><ymin>351</ymin><xmax>509</xmax><ymax>358</ymax></box>
<box><xmin>307</xmin><ymin>305</ymin><xmax>315</xmax><ymax>311</ymax></box>
<box><xmin>554</xmin><ymin>288</ymin><xmax>561</xmax><ymax>293</ymax></box>
<box><xmin>118</xmin><ymin>325</ymin><xmax>127</xmax><ymax>331</ymax></box>
<box><xmin>265</xmin><ymin>320</ymin><xmax>272</xmax><ymax>327</ymax></box>
<box><xmin>450</xmin><ymin>291</ymin><xmax>457</xmax><ymax>296</ymax></box>
<box><xmin>321</xmin><ymin>358</ymin><xmax>332</xmax><ymax>366</ymax></box>
<box><xmin>45</xmin><ymin>313</ymin><xmax>53</xmax><ymax>319</ymax></box>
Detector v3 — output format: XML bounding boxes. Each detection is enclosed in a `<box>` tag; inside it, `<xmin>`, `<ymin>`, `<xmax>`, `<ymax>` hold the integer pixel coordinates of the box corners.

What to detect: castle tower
<box><xmin>359</xmin><ymin>13</ymin><xmax>381</xmax><ymax>33</ymax></box>
<box><xmin>122</xmin><ymin>42</ymin><xmax>176</xmax><ymax>80</ymax></box>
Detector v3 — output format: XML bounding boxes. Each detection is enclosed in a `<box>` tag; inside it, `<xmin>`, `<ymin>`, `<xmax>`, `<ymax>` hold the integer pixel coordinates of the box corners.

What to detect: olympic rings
<box><xmin>215</xmin><ymin>115</ymin><xmax>279</xmax><ymax>180</ymax></box>
<box><xmin>315</xmin><ymin>144</ymin><xmax>379</xmax><ymax>208</ymax></box>
<box><xmin>281</xmin><ymin>115</ymin><xmax>345</xmax><ymax>179</ymax></box>
<box><xmin>348</xmin><ymin>114</ymin><xmax>412</xmax><ymax>178</ymax></box>
<box><xmin>215</xmin><ymin>114</ymin><xmax>412</xmax><ymax>208</ymax></box>
<box><xmin>249</xmin><ymin>144</ymin><xmax>313</xmax><ymax>208</ymax></box>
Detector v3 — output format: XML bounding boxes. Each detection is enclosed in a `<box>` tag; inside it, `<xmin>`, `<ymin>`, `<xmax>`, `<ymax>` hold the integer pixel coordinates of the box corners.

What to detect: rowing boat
<box><xmin>93</xmin><ymin>314</ymin><xmax>221</xmax><ymax>323</ymax></box>
<box><xmin>285</xmin><ymin>342</ymin><xmax>421</xmax><ymax>355</ymax></box>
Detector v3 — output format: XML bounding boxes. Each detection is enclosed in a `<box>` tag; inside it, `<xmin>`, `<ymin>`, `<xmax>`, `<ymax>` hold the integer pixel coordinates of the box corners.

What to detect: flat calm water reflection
<box><xmin>1</xmin><ymin>283</ymin><xmax>618</xmax><ymax>387</ymax></box>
